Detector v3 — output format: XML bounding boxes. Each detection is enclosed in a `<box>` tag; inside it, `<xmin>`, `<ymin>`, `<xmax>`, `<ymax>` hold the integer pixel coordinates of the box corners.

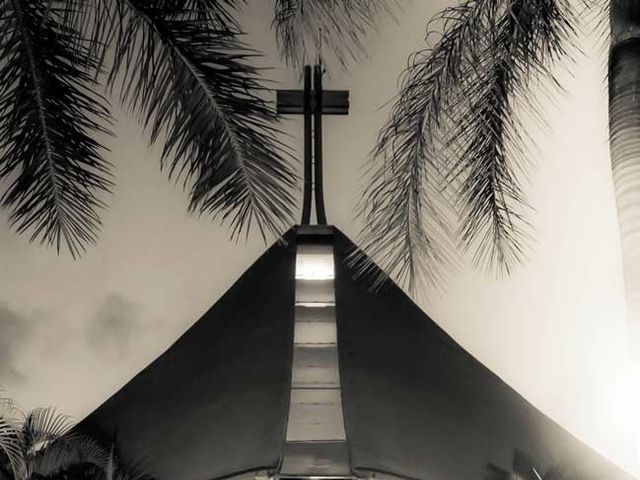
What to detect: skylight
<box><xmin>295</xmin><ymin>245</ymin><xmax>334</xmax><ymax>280</ymax></box>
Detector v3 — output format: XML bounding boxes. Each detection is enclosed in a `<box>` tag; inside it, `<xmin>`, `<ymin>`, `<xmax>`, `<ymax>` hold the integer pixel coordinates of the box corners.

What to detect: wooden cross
<box><xmin>277</xmin><ymin>64</ymin><xmax>349</xmax><ymax>225</ymax></box>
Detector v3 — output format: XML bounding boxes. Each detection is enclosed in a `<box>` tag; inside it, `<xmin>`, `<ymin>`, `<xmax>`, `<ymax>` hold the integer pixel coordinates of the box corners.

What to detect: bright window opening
<box><xmin>295</xmin><ymin>245</ymin><xmax>334</xmax><ymax>280</ymax></box>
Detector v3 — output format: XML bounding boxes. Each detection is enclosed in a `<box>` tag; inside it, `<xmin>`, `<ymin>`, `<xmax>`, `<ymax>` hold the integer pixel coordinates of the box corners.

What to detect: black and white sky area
<box><xmin>0</xmin><ymin>0</ymin><xmax>636</xmax><ymax>476</ymax></box>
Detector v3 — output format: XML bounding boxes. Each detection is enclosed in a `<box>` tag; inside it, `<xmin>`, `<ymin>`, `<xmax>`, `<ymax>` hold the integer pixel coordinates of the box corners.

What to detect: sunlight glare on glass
<box><xmin>296</xmin><ymin>245</ymin><xmax>334</xmax><ymax>280</ymax></box>
<box><xmin>295</xmin><ymin>301</ymin><xmax>335</xmax><ymax>307</ymax></box>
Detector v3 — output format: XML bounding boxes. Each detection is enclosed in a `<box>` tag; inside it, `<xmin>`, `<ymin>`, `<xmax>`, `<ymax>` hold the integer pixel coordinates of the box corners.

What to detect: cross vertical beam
<box><xmin>302</xmin><ymin>66</ymin><xmax>312</xmax><ymax>225</ymax></box>
<box><xmin>277</xmin><ymin>65</ymin><xmax>349</xmax><ymax>225</ymax></box>
<box><xmin>313</xmin><ymin>64</ymin><xmax>327</xmax><ymax>225</ymax></box>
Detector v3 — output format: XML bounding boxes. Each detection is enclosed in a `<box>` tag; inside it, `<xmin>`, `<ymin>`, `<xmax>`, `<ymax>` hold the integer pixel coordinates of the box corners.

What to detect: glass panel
<box><xmin>295</xmin><ymin>305</ymin><xmax>336</xmax><ymax>322</ymax></box>
<box><xmin>286</xmin><ymin>389</ymin><xmax>346</xmax><ymax>441</ymax></box>
<box><xmin>295</xmin><ymin>245</ymin><xmax>334</xmax><ymax>280</ymax></box>
<box><xmin>280</xmin><ymin>441</ymin><xmax>350</xmax><ymax>477</ymax></box>
<box><xmin>292</xmin><ymin>345</ymin><xmax>340</xmax><ymax>388</ymax></box>
<box><xmin>294</xmin><ymin>320</ymin><xmax>337</xmax><ymax>345</ymax></box>
<box><xmin>295</xmin><ymin>279</ymin><xmax>335</xmax><ymax>305</ymax></box>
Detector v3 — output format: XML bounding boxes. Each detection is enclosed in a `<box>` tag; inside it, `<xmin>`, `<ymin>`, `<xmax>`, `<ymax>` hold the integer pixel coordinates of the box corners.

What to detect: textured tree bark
<box><xmin>609</xmin><ymin>0</ymin><xmax>640</xmax><ymax>368</ymax></box>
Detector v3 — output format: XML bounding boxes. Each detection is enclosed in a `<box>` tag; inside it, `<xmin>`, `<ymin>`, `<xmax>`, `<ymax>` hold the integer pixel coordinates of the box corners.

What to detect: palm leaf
<box><xmin>104</xmin><ymin>444</ymin><xmax>149</xmax><ymax>480</ymax></box>
<box><xmin>107</xmin><ymin>0</ymin><xmax>297</xmax><ymax>241</ymax></box>
<box><xmin>21</xmin><ymin>408</ymin><xmax>72</xmax><ymax>452</ymax></box>
<box><xmin>29</xmin><ymin>434</ymin><xmax>110</xmax><ymax>478</ymax></box>
<box><xmin>0</xmin><ymin>391</ymin><xmax>25</xmax><ymax>480</ymax></box>
<box><xmin>272</xmin><ymin>0</ymin><xmax>395</xmax><ymax>70</ymax></box>
<box><xmin>0</xmin><ymin>0</ymin><xmax>113</xmax><ymax>258</ymax></box>
<box><xmin>176</xmin><ymin>0</ymin><xmax>241</xmax><ymax>30</ymax></box>
<box><xmin>361</xmin><ymin>0</ymin><xmax>577</xmax><ymax>290</ymax></box>
<box><xmin>356</xmin><ymin>1</ymin><xmax>487</xmax><ymax>292</ymax></box>
<box><xmin>446</xmin><ymin>0</ymin><xmax>577</xmax><ymax>273</ymax></box>
<box><xmin>0</xmin><ymin>414</ymin><xmax>24</xmax><ymax>480</ymax></box>
<box><xmin>0</xmin><ymin>395</ymin><xmax>116</xmax><ymax>480</ymax></box>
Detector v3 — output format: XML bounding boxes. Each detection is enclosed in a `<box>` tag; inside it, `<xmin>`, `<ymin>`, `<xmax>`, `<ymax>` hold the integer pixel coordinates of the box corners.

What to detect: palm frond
<box><xmin>21</xmin><ymin>408</ymin><xmax>72</xmax><ymax>452</ymax></box>
<box><xmin>0</xmin><ymin>0</ymin><xmax>113</xmax><ymax>258</ymax></box>
<box><xmin>0</xmin><ymin>393</ymin><xmax>21</xmax><ymax>421</ymax></box>
<box><xmin>29</xmin><ymin>434</ymin><xmax>110</xmax><ymax>478</ymax></box>
<box><xmin>580</xmin><ymin>0</ymin><xmax>609</xmax><ymax>48</ymax></box>
<box><xmin>104</xmin><ymin>444</ymin><xmax>150</xmax><ymax>480</ymax></box>
<box><xmin>52</xmin><ymin>0</ymin><xmax>112</xmax><ymax>70</ymax></box>
<box><xmin>361</xmin><ymin>0</ymin><xmax>577</xmax><ymax>289</ymax></box>
<box><xmin>0</xmin><ymin>412</ymin><xmax>24</xmax><ymax>480</ymax></box>
<box><xmin>107</xmin><ymin>0</ymin><xmax>297</xmax><ymax>241</ymax></box>
<box><xmin>447</xmin><ymin>0</ymin><xmax>577</xmax><ymax>273</ymax></box>
<box><xmin>352</xmin><ymin>150</ymin><xmax>456</xmax><ymax>294</ymax></box>
<box><xmin>0</xmin><ymin>394</ymin><xmax>117</xmax><ymax>480</ymax></box>
<box><xmin>356</xmin><ymin>1</ymin><xmax>487</xmax><ymax>292</ymax></box>
<box><xmin>177</xmin><ymin>0</ymin><xmax>241</xmax><ymax>31</ymax></box>
<box><xmin>272</xmin><ymin>0</ymin><xmax>394</xmax><ymax>70</ymax></box>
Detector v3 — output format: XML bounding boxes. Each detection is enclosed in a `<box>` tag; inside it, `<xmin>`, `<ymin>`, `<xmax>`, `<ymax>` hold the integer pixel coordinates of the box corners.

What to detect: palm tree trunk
<box><xmin>609</xmin><ymin>0</ymin><xmax>640</xmax><ymax>376</ymax></box>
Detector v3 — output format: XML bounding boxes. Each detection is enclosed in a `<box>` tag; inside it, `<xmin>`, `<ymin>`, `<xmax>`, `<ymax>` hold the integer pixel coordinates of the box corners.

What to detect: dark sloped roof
<box><xmin>333</xmin><ymin>228</ymin><xmax>633</xmax><ymax>480</ymax></box>
<box><xmin>75</xmin><ymin>226</ymin><xmax>633</xmax><ymax>480</ymax></box>
<box><xmin>76</xmin><ymin>230</ymin><xmax>296</xmax><ymax>480</ymax></box>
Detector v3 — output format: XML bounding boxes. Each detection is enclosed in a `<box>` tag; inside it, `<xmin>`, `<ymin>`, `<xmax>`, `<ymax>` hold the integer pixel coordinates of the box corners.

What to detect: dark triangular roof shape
<box><xmin>332</xmin><ymin>228</ymin><xmax>632</xmax><ymax>480</ymax></box>
<box><xmin>76</xmin><ymin>226</ymin><xmax>633</xmax><ymax>480</ymax></box>
<box><xmin>76</xmin><ymin>229</ymin><xmax>297</xmax><ymax>480</ymax></box>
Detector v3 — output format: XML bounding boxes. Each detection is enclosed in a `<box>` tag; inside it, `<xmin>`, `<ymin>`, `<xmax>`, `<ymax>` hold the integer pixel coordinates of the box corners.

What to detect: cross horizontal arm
<box><xmin>277</xmin><ymin>90</ymin><xmax>349</xmax><ymax>115</ymax></box>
